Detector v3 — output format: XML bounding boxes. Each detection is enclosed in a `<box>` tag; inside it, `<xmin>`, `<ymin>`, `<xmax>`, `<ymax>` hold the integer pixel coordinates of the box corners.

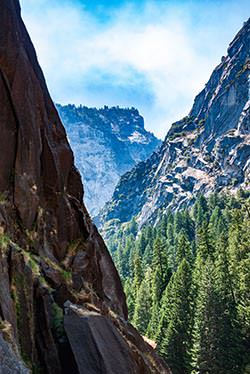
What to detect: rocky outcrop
<box><xmin>57</xmin><ymin>105</ymin><xmax>160</xmax><ymax>216</ymax></box>
<box><xmin>99</xmin><ymin>18</ymin><xmax>250</xmax><ymax>232</ymax></box>
<box><xmin>64</xmin><ymin>303</ymin><xmax>168</xmax><ymax>374</ymax></box>
<box><xmin>0</xmin><ymin>1</ymin><xmax>170</xmax><ymax>373</ymax></box>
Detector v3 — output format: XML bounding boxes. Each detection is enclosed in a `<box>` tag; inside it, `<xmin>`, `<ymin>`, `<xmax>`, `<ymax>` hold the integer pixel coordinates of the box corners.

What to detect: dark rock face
<box><xmin>0</xmin><ymin>0</ymin><xmax>125</xmax><ymax>317</ymax></box>
<box><xmin>0</xmin><ymin>1</ymin><xmax>170</xmax><ymax>373</ymax></box>
<box><xmin>99</xmin><ymin>18</ymin><xmax>250</xmax><ymax>231</ymax></box>
<box><xmin>64</xmin><ymin>303</ymin><xmax>169</xmax><ymax>374</ymax></box>
<box><xmin>57</xmin><ymin>104</ymin><xmax>160</xmax><ymax>216</ymax></box>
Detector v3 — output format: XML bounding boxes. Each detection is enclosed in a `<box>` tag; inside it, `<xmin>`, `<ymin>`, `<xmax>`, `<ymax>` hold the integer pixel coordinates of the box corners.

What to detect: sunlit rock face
<box><xmin>99</xmin><ymin>19</ymin><xmax>250</xmax><ymax>231</ymax></box>
<box><xmin>0</xmin><ymin>1</ymin><xmax>170</xmax><ymax>373</ymax></box>
<box><xmin>57</xmin><ymin>104</ymin><xmax>160</xmax><ymax>217</ymax></box>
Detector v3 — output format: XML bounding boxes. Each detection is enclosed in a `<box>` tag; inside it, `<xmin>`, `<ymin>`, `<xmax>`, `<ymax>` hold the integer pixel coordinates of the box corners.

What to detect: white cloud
<box><xmin>20</xmin><ymin>0</ymin><xmax>250</xmax><ymax>138</ymax></box>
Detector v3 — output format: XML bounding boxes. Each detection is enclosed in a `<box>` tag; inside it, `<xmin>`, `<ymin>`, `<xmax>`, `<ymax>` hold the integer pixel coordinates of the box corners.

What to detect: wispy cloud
<box><xmin>20</xmin><ymin>0</ymin><xmax>250</xmax><ymax>138</ymax></box>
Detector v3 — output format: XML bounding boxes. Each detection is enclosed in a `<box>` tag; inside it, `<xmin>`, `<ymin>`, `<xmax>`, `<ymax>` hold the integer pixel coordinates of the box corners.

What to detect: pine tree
<box><xmin>195</xmin><ymin>221</ymin><xmax>211</xmax><ymax>261</ymax></box>
<box><xmin>228</xmin><ymin>207</ymin><xmax>250</xmax><ymax>372</ymax></box>
<box><xmin>156</xmin><ymin>274</ymin><xmax>175</xmax><ymax>350</ymax></box>
<box><xmin>136</xmin><ymin>230</ymin><xmax>148</xmax><ymax>257</ymax></box>
<box><xmin>131</xmin><ymin>251</ymin><xmax>143</xmax><ymax>299</ymax></box>
<box><xmin>174</xmin><ymin>211</ymin><xmax>184</xmax><ymax>235</ymax></box>
<box><xmin>159</xmin><ymin>259</ymin><xmax>192</xmax><ymax>374</ymax></box>
<box><xmin>214</xmin><ymin>229</ymin><xmax>241</xmax><ymax>372</ymax></box>
<box><xmin>143</xmin><ymin>243</ymin><xmax>153</xmax><ymax>267</ymax></box>
<box><xmin>208</xmin><ymin>206</ymin><xmax>221</xmax><ymax>248</ymax></box>
<box><xmin>191</xmin><ymin>252</ymin><xmax>241</xmax><ymax>374</ymax></box>
<box><xmin>176</xmin><ymin>229</ymin><xmax>193</xmax><ymax>268</ymax></box>
<box><xmin>158</xmin><ymin>213</ymin><xmax>168</xmax><ymax>236</ymax></box>
<box><xmin>119</xmin><ymin>235</ymin><xmax>133</xmax><ymax>278</ymax></box>
<box><xmin>124</xmin><ymin>278</ymin><xmax>135</xmax><ymax>319</ymax></box>
<box><xmin>132</xmin><ymin>269</ymin><xmax>152</xmax><ymax>335</ymax></box>
<box><xmin>182</xmin><ymin>209</ymin><xmax>195</xmax><ymax>242</ymax></box>
<box><xmin>191</xmin><ymin>257</ymin><xmax>218</xmax><ymax>373</ymax></box>
<box><xmin>152</xmin><ymin>236</ymin><xmax>168</xmax><ymax>285</ymax></box>
<box><xmin>147</xmin><ymin>265</ymin><xmax>164</xmax><ymax>338</ymax></box>
<box><xmin>166</xmin><ymin>221</ymin><xmax>175</xmax><ymax>270</ymax></box>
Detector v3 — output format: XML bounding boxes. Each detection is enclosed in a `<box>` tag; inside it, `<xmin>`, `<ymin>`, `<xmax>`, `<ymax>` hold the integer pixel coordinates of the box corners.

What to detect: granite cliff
<box><xmin>99</xmin><ymin>18</ymin><xmax>250</xmax><ymax>232</ymax></box>
<box><xmin>0</xmin><ymin>1</ymin><xmax>170</xmax><ymax>373</ymax></box>
<box><xmin>57</xmin><ymin>104</ymin><xmax>160</xmax><ymax>216</ymax></box>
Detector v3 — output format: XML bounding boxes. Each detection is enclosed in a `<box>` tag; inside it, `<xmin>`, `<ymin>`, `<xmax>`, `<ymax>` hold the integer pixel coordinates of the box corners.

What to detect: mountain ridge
<box><xmin>99</xmin><ymin>18</ymin><xmax>250</xmax><ymax>232</ymax></box>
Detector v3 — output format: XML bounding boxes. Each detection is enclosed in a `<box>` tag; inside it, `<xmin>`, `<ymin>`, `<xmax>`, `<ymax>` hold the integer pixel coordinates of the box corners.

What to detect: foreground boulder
<box><xmin>0</xmin><ymin>0</ymin><xmax>170</xmax><ymax>372</ymax></box>
<box><xmin>64</xmin><ymin>303</ymin><xmax>168</xmax><ymax>374</ymax></box>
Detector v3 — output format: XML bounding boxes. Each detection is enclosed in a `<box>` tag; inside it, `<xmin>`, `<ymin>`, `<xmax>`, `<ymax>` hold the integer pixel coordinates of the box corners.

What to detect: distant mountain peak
<box><xmin>57</xmin><ymin>104</ymin><xmax>161</xmax><ymax>216</ymax></box>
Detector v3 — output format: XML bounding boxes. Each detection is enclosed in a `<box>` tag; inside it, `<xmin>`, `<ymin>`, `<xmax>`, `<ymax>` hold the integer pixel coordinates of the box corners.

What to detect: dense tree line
<box><xmin>107</xmin><ymin>192</ymin><xmax>250</xmax><ymax>374</ymax></box>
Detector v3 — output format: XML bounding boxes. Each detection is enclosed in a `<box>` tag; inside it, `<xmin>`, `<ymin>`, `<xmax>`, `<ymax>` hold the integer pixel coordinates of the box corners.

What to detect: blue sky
<box><xmin>20</xmin><ymin>0</ymin><xmax>250</xmax><ymax>138</ymax></box>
